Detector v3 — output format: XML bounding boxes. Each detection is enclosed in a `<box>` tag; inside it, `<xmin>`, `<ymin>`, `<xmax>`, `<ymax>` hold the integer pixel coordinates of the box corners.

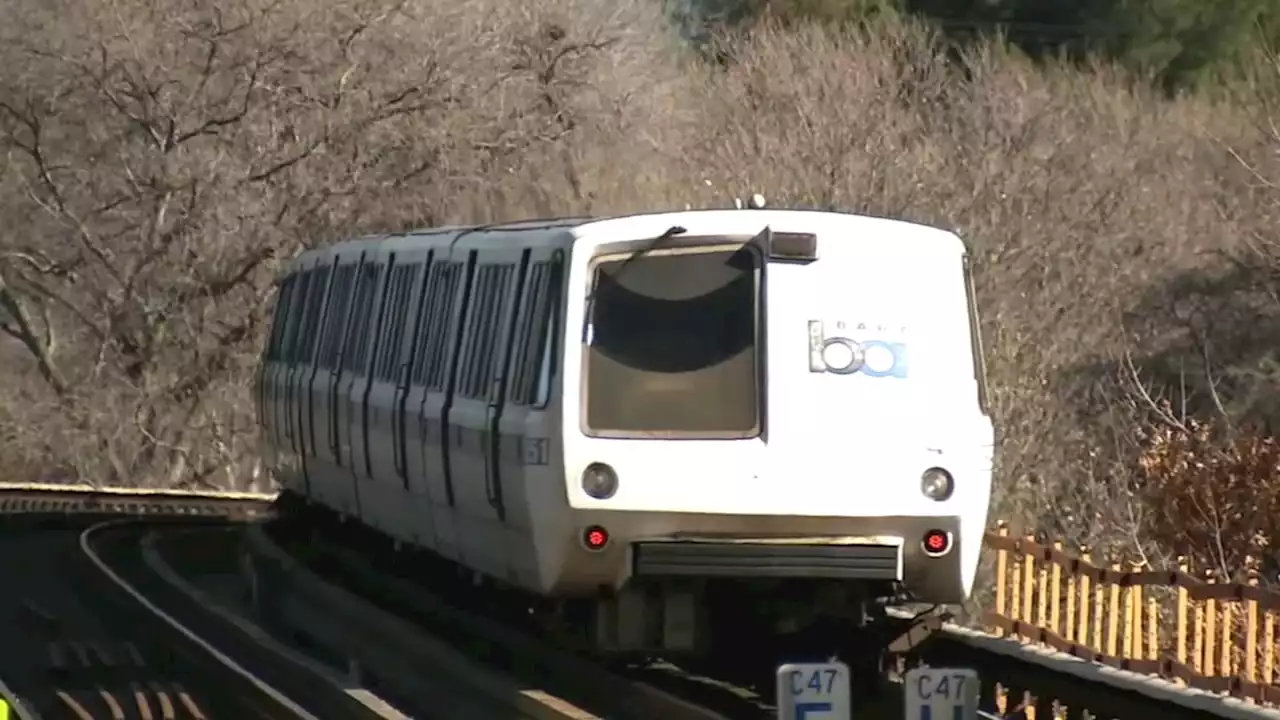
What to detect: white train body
<box><xmin>257</xmin><ymin>209</ymin><xmax>995</xmax><ymax>652</ymax></box>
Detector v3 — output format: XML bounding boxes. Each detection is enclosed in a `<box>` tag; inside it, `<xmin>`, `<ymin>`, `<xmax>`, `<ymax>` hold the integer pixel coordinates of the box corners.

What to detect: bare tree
<box><xmin>0</xmin><ymin>0</ymin><xmax>669</xmax><ymax>489</ymax></box>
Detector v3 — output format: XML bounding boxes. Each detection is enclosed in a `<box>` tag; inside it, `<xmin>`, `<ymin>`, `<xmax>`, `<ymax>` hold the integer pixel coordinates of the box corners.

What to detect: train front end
<box><xmin>547</xmin><ymin>208</ymin><xmax>994</xmax><ymax>656</ymax></box>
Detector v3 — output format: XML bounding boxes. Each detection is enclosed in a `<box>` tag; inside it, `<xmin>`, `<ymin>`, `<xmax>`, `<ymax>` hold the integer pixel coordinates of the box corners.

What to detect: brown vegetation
<box><xmin>1</xmin><ymin>0</ymin><xmax>1279</xmax><ymax>576</ymax></box>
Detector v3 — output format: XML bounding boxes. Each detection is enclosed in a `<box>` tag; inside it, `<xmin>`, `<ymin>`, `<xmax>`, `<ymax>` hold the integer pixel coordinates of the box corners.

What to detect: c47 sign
<box><xmin>903</xmin><ymin>667</ymin><xmax>978</xmax><ymax>720</ymax></box>
<box><xmin>775</xmin><ymin>661</ymin><xmax>850</xmax><ymax>720</ymax></box>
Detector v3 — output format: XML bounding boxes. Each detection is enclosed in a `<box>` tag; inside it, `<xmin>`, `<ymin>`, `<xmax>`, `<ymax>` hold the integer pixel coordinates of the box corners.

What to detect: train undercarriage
<box><xmin>275</xmin><ymin>491</ymin><xmax>946</xmax><ymax>694</ymax></box>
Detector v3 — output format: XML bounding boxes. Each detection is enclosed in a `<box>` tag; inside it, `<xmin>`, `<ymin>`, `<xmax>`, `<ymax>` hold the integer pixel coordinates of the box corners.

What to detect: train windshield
<box><xmin>582</xmin><ymin>242</ymin><xmax>762</xmax><ymax>438</ymax></box>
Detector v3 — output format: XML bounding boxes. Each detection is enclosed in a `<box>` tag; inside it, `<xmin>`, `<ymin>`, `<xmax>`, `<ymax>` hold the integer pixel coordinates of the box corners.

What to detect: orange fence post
<box><xmin>1107</xmin><ymin>560</ymin><xmax>1121</xmax><ymax>658</ymax></box>
<box><xmin>1078</xmin><ymin>547</ymin><xmax>1092</xmax><ymax>648</ymax></box>
<box><xmin>1220</xmin><ymin>589</ymin><xmax>1233</xmax><ymax>679</ymax></box>
<box><xmin>1124</xmin><ymin>561</ymin><xmax>1139</xmax><ymax>659</ymax></box>
<box><xmin>994</xmin><ymin>521</ymin><xmax>1009</xmax><ymax>637</ymax></box>
<box><xmin>1050</xmin><ymin>542</ymin><xmax>1063</xmax><ymax>636</ymax></box>
<box><xmin>1022</xmin><ymin>535</ymin><xmax>1036</xmax><ymax>638</ymax></box>
<box><xmin>1265</xmin><ymin>590</ymin><xmax>1276</xmax><ymax>686</ymax></box>
<box><xmin>1177</xmin><ymin>557</ymin><xmax>1190</xmax><ymax>673</ymax></box>
<box><xmin>1011</xmin><ymin>544</ymin><xmax>1024</xmax><ymax>635</ymax></box>
<box><xmin>1065</xmin><ymin>558</ymin><xmax>1078</xmax><ymax>644</ymax></box>
<box><xmin>1037</xmin><ymin>545</ymin><xmax>1050</xmax><ymax>630</ymax></box>
<box><xmin>1246</xmin><ymin>569</ymin><xmax>1259</xmax><ymax>687</ymax></box>
<box><xmin>1205</xmin><ymin>571</ymin><xmax>1217</xmax><ymax>677</ymax></box>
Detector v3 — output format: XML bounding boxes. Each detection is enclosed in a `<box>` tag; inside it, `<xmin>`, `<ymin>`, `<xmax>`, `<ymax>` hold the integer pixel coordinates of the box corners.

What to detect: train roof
<box><xmin>278</xmin><ymin>208</ymin><xmax>966</xmax><ymax>279</ymax></box>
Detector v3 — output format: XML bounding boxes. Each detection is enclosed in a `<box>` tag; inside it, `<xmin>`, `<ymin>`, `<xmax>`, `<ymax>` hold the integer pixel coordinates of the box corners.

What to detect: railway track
<box><xmin>256</xmin><ymin>502</ymin><xmax>919</xmax><ymax>720</ymax></box>
<box><xmin>0</xmin><ymin>509</ymin><xmax>385</xmax><ymax>720</ymax></box>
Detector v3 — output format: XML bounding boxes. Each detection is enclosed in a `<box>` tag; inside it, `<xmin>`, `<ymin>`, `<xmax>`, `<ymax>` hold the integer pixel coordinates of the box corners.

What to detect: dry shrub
<box><xmin>1136</xmin><ymin>411</ymin><xmax>1280</xmax><ymax>578</ymax></box>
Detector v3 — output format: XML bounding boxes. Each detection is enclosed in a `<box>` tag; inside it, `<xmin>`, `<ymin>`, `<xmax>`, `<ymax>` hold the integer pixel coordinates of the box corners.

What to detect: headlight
<box><xmin>920</xmin><ymin>467</ymin><xmax>954</xmax><ymax>501</ymax></box>
<box><xmin>582</xmin><ymin>463</ymin><xmax>618</xmax><ymax>500</ymax></box>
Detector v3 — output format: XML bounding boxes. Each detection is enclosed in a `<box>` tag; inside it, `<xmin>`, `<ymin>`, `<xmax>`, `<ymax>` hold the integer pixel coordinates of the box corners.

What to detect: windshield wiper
<box><xmin>583</xmin><ymin>225</ymin><xmax>687</xmax><ymax>344</ymax></box>
<box><xmin>612</xmin><ymin>225</ymin><xmax>688</xmax><ymax>278</ymax></box>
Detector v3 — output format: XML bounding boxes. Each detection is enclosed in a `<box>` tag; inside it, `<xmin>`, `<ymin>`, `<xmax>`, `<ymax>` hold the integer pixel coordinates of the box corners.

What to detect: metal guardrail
<box><xmin>0</xmin><ymin>482</ymin><xmax>276</xmax><ymax>500</ymax></box>
<box><xmin>0</xmin><ymin>483</ymin><xmax>274</xmax><ymax>519</ymax></box>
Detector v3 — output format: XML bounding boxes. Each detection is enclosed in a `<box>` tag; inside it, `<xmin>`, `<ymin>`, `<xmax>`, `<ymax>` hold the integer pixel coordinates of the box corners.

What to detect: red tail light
<box><xmin>922</xmin><ymin>530</ymin><xmax>951</xmax><ymax>556</ymax></box>
<box><xmin>584</xmin><ymin>526</ymin><xmax>610</xmax><ymax>551</ymax></box>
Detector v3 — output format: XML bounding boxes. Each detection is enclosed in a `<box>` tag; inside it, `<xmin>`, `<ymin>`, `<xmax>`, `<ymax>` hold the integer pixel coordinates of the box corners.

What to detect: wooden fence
<box><xmin>983</xmin><ymin>521</ymin><xmax>1280</xmax><ymax>707</ymax></box>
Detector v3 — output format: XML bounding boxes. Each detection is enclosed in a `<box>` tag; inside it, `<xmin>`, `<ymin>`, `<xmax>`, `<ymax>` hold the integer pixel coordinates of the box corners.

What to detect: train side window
<box><xmin>459</xmin><ymin>266</ymin><xmax>494</xmax><ymax>399</ymax></box>
<box><xmin>317</xmin><ymin>263</ymin><xmax>357</xmax><ymax>371</ymax></box>
<box><xmin>272</xmin><ymin>274</ymin><xmax>299</xmax><ymax>361</ymax></box>
<box><xmin>411</xmin><ymin>263</ymin><xmax>448</xmax><ymax>387</ymax></box>
<box><xmin>363</xmin><ymin>258</ymin><xmax>397</xmax><ymax>380</ymax></box>
<box><xmin>265</xmin><ymin>275</ymin><xmax>295</xmax><ymax>362</ymax></box>
<box><xmin>427</xmin><ymin>263</ymin><xmax>465</xmax><ymax>391</ymax></box>
<box><xmin>342</xmin><ymin>263</ymin><xmax>381</xmax><ymax>374</ymax></box>
<box><xmin>292</xmin><ymin>268</ymin><xmax>325</xmax><ymax>365</ymax></box>
<box><xmin>507</xmin><ymin>263</ymin><xmax>545</xmax><ymax>406</ymax></box>
<box><xmin>281</xmin><ymin>270</ymin><xmax>313</xmax><ymax>364</ymax></box>
<box><xmin>418</xmin><ymin>262</ymin><xmax>460</xmax><ymax>392</ymax></box>
<box><xmin>377</xmin><ymin>264</ymin><xmax>420</xmax><ymax>382</ymax></box>
<box><xmin>488</xmin><ymin>265</ymin><xmax>516</xmax><ymax>392</ymax></box>
<box><xmin>475</xmin><ymin>265</ymin><xmax>514</xmax><ymax>398</ymax></box>
<box><xmin>532</xmin><ymin>256</ymin><xmax>563</xmax><ymax>409</ymax></box>
<box><xmin>479</xmin><ymin>267</ymin><xmax>507</xmax><ymax>396</ymax></box>
<box><xmin>371</xmin><ymin>264</ymin><xmax>395</xmax><ymax>381</ymax></box>
<box><xmin>298</xmin><ymin>265</ymin><xmax>332</xmax><ymax>366</ymax></box>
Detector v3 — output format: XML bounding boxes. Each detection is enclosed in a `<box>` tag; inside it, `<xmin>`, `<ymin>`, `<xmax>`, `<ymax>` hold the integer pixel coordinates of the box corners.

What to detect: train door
<box><xmin>411</xmin><ymin>253</ymin><xmax>475</xmax><ymax>561</ymax></box>
<box><xmin>309</xmin><ymin>250</ymin><xmax>362</xmax><ymax>511</ymax></box>
<box><xmin>496</xmin><ymin>247</ymin><xmax>564</xmax><ymax>587</ymax></box>
<box><xmin>451</xmin><ymin>247</ymin><xmax>530</xmax><ymax>579</ymax></box>
<box><xmin>291</xmin><ymin>262</ymin><xmax>334</xmax><ymax>497</ymax></box>
<box><xmin>337</xmin><ymin>248</ymin><xmax>388</xmax><ymax>519</ymax></box>
<box><xmin>366</xmin><ymin>245</ymin><xmax>432</xmax><ymax>541</ymax></box>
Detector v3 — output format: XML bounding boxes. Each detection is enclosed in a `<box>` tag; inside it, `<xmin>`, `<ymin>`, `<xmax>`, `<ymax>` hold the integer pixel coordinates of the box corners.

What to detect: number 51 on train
<box><xmin>903</xmin><ymin>667</ymin><xmax>979</xmax><ymax>720</ymax></box>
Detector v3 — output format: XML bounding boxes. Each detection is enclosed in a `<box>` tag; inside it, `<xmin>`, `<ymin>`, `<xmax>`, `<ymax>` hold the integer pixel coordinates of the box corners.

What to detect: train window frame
<box><xmin>342</xmin><ymin>262</ymin><xmax>382</xmax><ymax>375</ymax></box>
<box><xmin>411</xmin><ymin>262</ymin><xmax>448</xmax><ymax>388</ymax></box>
<box><xmin>531</xmin><ymin>255</ymin><xmax>563</xmax><ymax>410</ymax></box>
<box><xmin>376</xmin><ymin>263</ymin><xmax>417</xmax><ymax>382</ymax></box>
<box><xmin>295</xmin><ymin>267</ymin><xmax>326</xmax><ymax>364</ymax></box>
<box><xmin>298</xmin><ymin>265</ymin><xmax>332</xmax><ymax>366</ymax></box>
<box><xmin>507</xmin><ymin>262</ymin><xmax>547</xmax><ymax>407</ymax></box>
<box><xmin>372</xmin><ymin>264</ymin><xmax>396</xmax><ymax>381</ymax></box>
<box><xmin>425</xmin><ymin>262</ymin><xmax>466</xmax><ymax>392</ymax></box>
<box><xmin>480</xmin><ymin>264</ymin><xmax>516</xmax><ymax>399</ymax></box>
<box><xmin>458</xmin><ymin>265</ymin><xmax>491</xmax><ymax>399</ymax></box>
<box><xmin>578</xmin><ymin>240</ymin><xmax>764</xmax><ymax>440</ymax></box>
<box><xmin>265</xmin><ymin>274</ymin><xmax>295</xmax><ymax>362</ymax></box>
<box><xmin>363</xmin><ymin>255</ymin><xmax>398</xmax><ymax>383</ymax></box>
<box><xmin>281</xmin><ymin>269</ymin><xmax>313</xmax><ymax>364</ymax></box>
<box><xmin>318</xmin><ymin>262</ymin><xmax>358</xmax><ymax>371</ymax></box>
<box><xmin>398</xmin><ymin>263</ymin><xmax>425</xmax><ymax>381</ymax></box>
<box><xmin>399</xmin><ymin>253</ymin><xmax>436</xmax><ymax>388</ymax></box>
<box><xmin>339</xmin><ymin>263</ymin><xmax>367</xmax><ymax>374</ymax></box>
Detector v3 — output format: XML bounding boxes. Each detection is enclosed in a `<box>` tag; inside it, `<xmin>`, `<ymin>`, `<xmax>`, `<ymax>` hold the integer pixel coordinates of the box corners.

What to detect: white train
<box><xmin>256</xmin><ymin>206</ymin><xmax>995</xmax><ymax>658</ymax></box>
